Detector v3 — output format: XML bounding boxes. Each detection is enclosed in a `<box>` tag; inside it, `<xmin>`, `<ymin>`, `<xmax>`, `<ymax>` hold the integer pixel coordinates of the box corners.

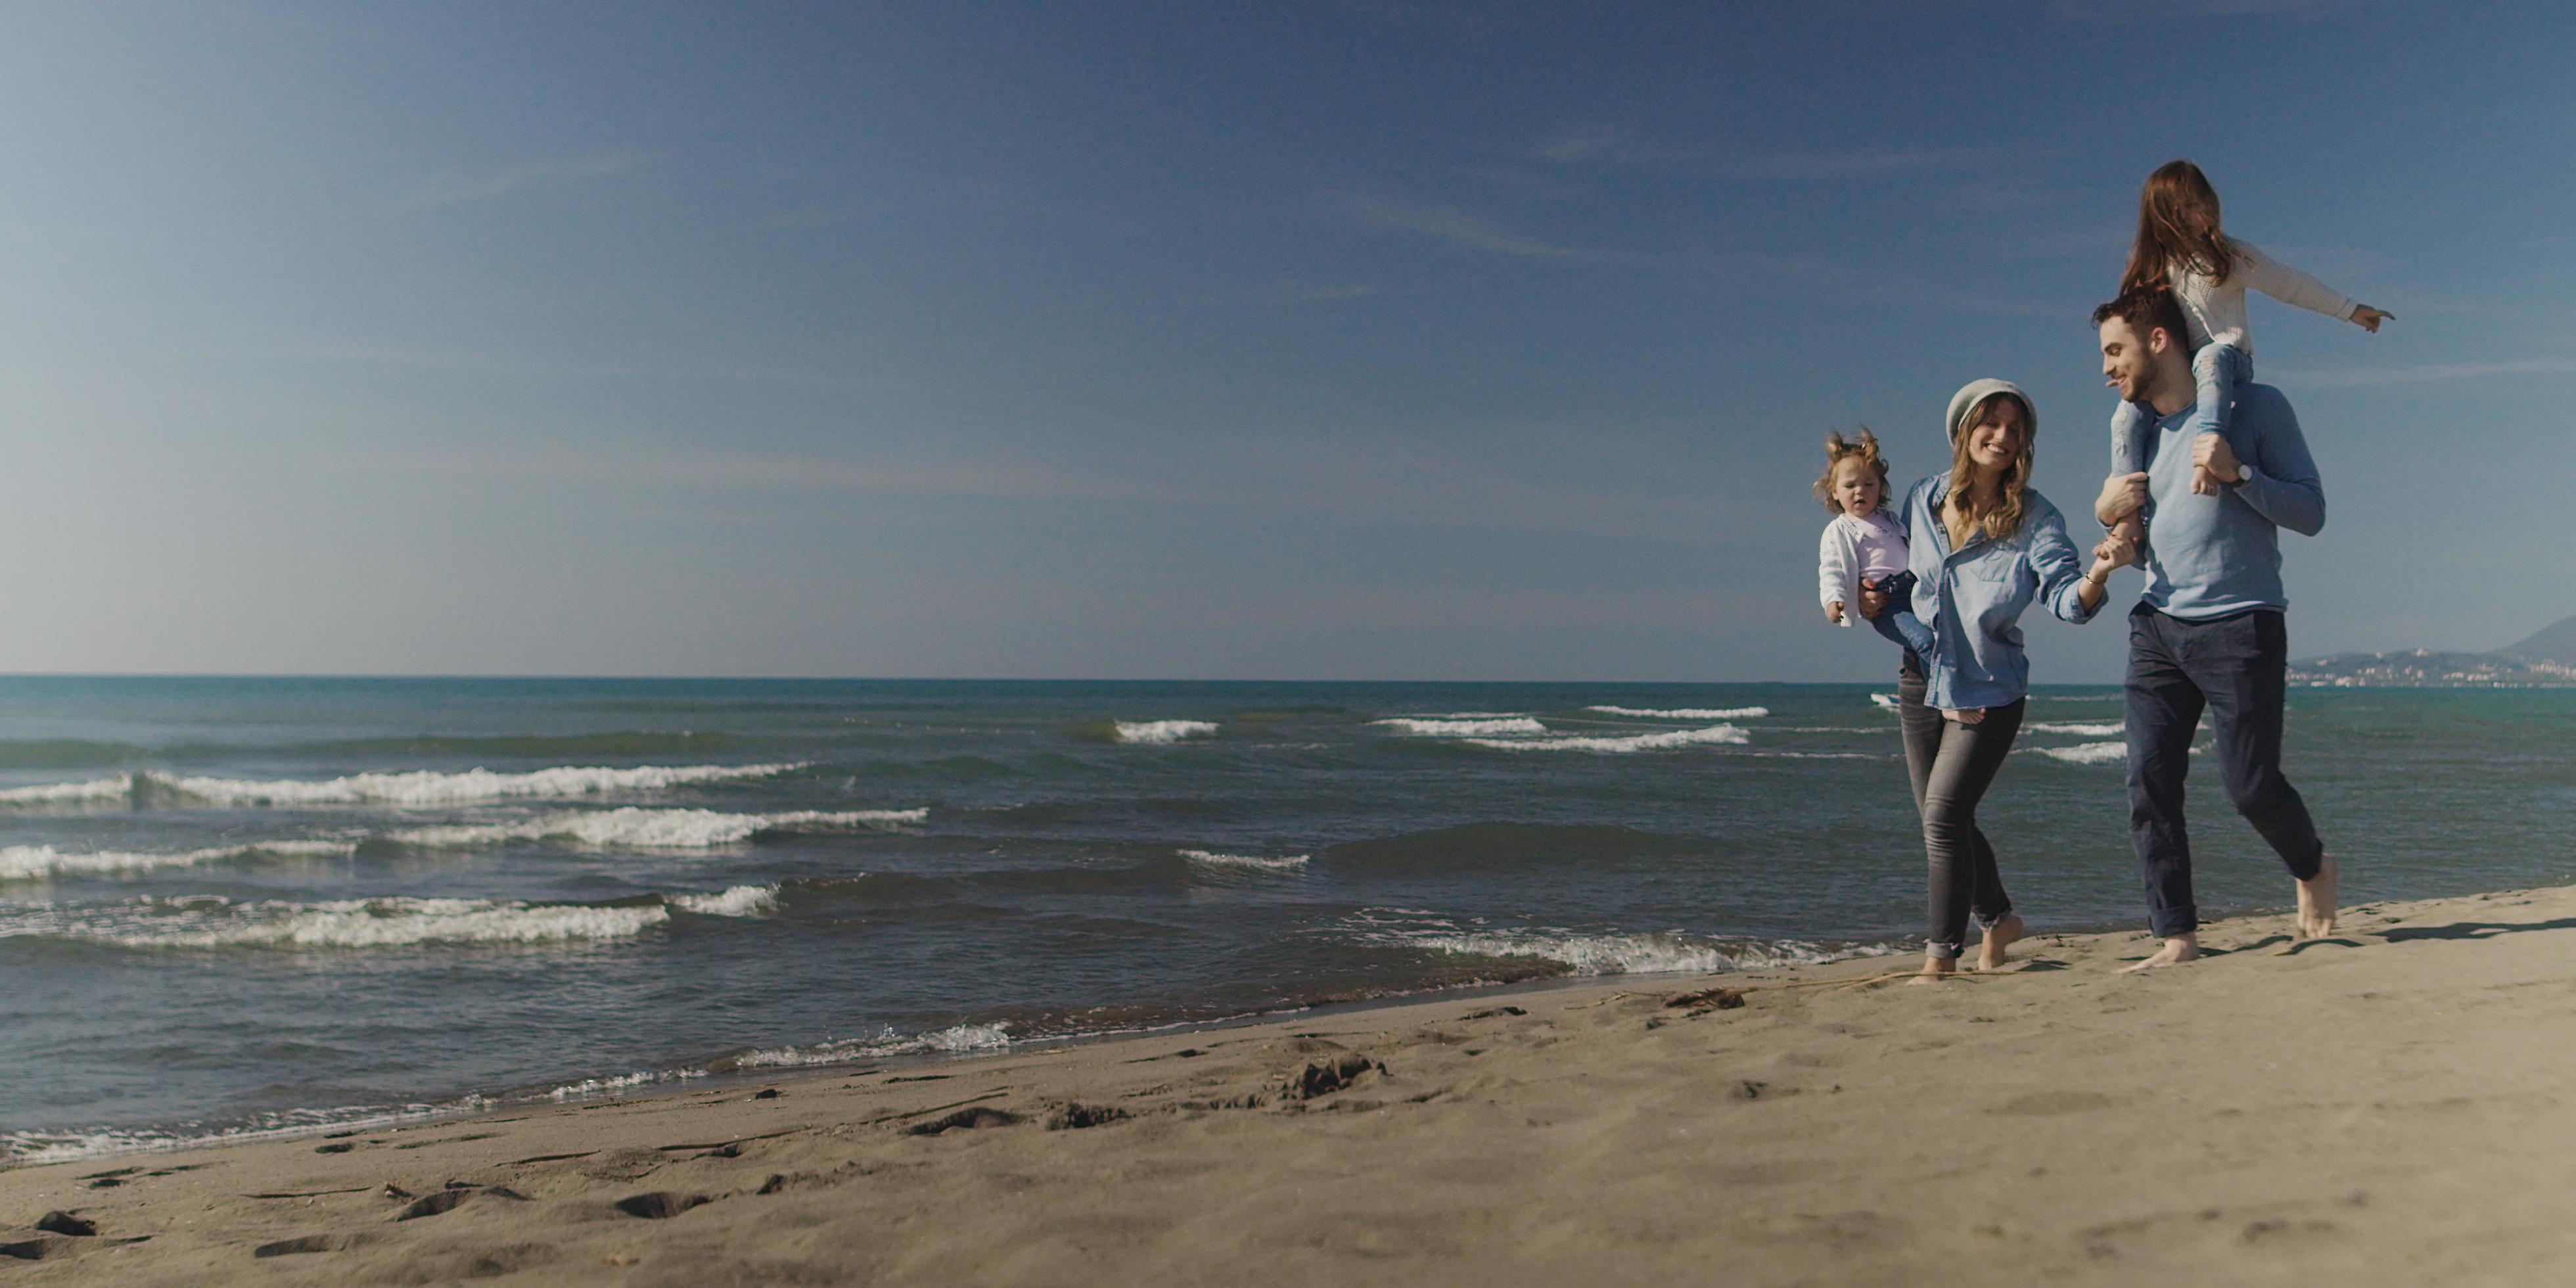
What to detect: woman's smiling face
<box><xmin>1966</xmin><ymin>398</ymin><xmax>2026</xmax><ymax>473</ymax></box>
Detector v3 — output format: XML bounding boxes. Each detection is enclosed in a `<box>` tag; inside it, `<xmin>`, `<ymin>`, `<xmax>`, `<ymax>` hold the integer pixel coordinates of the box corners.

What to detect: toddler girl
<box><xmin>1816</xmin><ymin>430</ymin><xmax>1914</xmax><ymax>630</ymax></box>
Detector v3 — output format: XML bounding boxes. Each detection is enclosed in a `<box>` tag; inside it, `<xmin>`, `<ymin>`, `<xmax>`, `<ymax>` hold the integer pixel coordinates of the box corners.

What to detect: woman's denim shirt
<box><xmin>1887</xmin><ymin>473</ymin><xmax>2097</xmax><ymax>710</ymax></box>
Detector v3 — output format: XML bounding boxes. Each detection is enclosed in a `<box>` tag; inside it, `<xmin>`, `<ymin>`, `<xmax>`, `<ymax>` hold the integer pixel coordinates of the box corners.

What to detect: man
<box><xmin>2090</xmin><ymin>285</ymin><xmax>2336</xmax><ymax>971</ymax></box>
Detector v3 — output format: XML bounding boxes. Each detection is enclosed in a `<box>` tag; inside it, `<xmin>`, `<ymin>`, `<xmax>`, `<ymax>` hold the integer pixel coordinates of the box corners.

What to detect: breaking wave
<box><xmin>1113</xmin><ymin>721</ymin><xmax>1219</xmax><ymax>745</ymax></box>
<box><xmin>0</xmin><ymin>777</ymin><xmax>133</xmax><ymax>807</ymax></box>
<box><xmin>0</xmin><ymin>839</ymin><xmax>356</xmax><ymax>882</ymax></box>
<box><xmin>0</xmin><ymin>764</ymin><xmax>806</xmax><ymax>810</ymax></box>
<box><xmin>1179</xmin><ymin>849</ymin><xmax>1310</xmax><ymax>871</ymax></box>
<box><xmin>2027</xmin><ymin>722</ymin><xmax>2125</xmax><ymax>736</ymax></box>
<box><xmin>1372</xmin><ymin>716</ymin><xmax>1547</xmax><ymax>737</ymax></box>
<box><xmin>148</xmin><ymin>762</ymin><xmax>806</xmax><ymax>807</ymax></box>
<box><xmin>1584</xmin><ymin>706</ymin><xmax>1769</xmax><ymax>720</ymax></box>
<box><xmin>724</xmin><ymin>1022</ymin><xmax>1013</xmax><ymax>1070</ymax></box>
<box><xmin>385</xmin><ymin>807</ymin><xmax>924</xmax><ymax>849</ymax></box>
<box><xmin>2031</xmin><ymin>741</ymin><xmax>2127</xmax><ymax>765</ymax></box>
<box><xmin>1870</xmin><ymin>693</ymin><xmax>1900</xmax><ymax>710</ymax></box>
<box><xmin>0</xmin><ymin>894</ymin><xmax>702</xmax><ymax>949</ymax></box>
<box><xmin>1464</xmin><ymin>724</ymin><xmax>1749</xmax><ymax>753</ymax></box>
<box><xmin>668</xmin><ymin>884</ymin><xmax>781</xmax><ymax>917</ymax></box>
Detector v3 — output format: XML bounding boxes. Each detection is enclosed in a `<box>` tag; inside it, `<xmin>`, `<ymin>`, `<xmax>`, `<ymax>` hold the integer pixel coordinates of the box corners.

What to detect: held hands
<box><xmin>2191</xmin><ymin>433</ymin><xmax>2245</xmax><ymax>495</ymax></box>
<box><xmin>2095</xmin><ymin>472</ymin><xmax>2148</xmax><ymax>526</ymax></box>
<box><xmin>1856</xmin><ymin>582</ymin><xmax>1890</xmax><ymax>620</ymax></box>
<box><xmin>2351</xmin><ymin>304</ymin><xmax>2393</xmax><ymax>333</ymax></box>
<box><xmin>1826</xmin><ymin>601</ymin><xmax>1846</xmax><ymax>625</ymax></box>
<box><xmin>2089</xmin><ymin>528</ymin><xmax>2136</xmax><ymax>584</ymax></box>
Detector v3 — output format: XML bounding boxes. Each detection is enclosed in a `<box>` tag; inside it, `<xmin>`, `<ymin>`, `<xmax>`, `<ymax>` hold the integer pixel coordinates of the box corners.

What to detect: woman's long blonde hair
<box><xmin>1946</xmin><ymin>392</ymin><xmax>2034</xmax><ymax>542</ymax></box>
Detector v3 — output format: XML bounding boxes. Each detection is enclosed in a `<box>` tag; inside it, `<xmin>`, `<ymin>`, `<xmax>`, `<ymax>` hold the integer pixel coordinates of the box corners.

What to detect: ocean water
<box><xmin>4</xmin><ymin>677</ymin><xmax>2573</xmax><ymax>1163</ymax></box>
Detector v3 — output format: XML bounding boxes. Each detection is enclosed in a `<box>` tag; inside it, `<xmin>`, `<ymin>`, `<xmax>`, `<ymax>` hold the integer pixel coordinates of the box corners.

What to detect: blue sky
<box><xmin>0</xmin><ymin>1</ymin><xmax>2565</xmax><ymax>678</ymax></box>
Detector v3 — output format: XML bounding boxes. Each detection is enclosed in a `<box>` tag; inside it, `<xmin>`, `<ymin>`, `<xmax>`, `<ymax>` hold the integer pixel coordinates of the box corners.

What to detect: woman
<box><xmin>1865</xmin><ymin>379</ymin><xmax>2131</xmax><ymax>982</ymax></box>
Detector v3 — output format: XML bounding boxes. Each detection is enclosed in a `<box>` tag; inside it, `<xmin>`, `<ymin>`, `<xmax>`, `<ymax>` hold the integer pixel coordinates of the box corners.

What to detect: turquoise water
<box><xmin>2</xmin><ymin>678</ymin><xmax>2569</xmax><ymax>1161</ymax></box>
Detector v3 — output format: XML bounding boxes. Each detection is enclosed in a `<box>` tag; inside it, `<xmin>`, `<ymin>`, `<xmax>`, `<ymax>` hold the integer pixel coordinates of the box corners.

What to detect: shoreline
<box><xmin>3</xmin><ymin>948</ymin><xmax>1895</xmax><ymax>1170</ymax></box>
<box><xmin>10</xmin><ymin>881</ymin><xmax>2576</xmax><ymax>1282</ymax></box>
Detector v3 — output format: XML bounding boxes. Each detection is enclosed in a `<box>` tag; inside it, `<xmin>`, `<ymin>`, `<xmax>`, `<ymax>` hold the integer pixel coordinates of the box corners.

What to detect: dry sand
<box><xmin>8</xmin><ymin>884</ymin><xmax>2576</xmax><ymax>1285</ymax></box>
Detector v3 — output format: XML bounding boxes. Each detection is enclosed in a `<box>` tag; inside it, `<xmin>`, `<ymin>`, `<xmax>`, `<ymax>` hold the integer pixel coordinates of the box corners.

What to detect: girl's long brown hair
<box><xmin>1946</xmin><ymin>394</ymin><xmax>2033</xmax><ymax>543</ymax></box>
<box><xmin>2120</xmin><ymin>160</ymin><xmax>2235</xmax><ymax>295</ymax></box>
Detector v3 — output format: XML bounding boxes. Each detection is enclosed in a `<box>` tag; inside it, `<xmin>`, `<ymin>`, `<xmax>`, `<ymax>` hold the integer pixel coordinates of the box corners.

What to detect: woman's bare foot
<box><xmin>1975</xmin><ymin>911</ymin><xmax>2024</xmax><ymax>971</ymax></box>
<box><xmin>2297</xmin><ymin>855</ymin><xmax>2339</xmax><ymax>940</ymax></box>
<box><xmin>2119</xmin><ymin>934</ymin><xmax>2200</xmax><ymax>973</ymax></box>
<box><xmin>1907</xmin><ymin>954</ymin><xmax>1958</xmax><ymax>985</ymax></box>
<box><xmin>1941</xmin><ymin>708</ymin><xmax>1985</xmax><ymax>725</ymax></box>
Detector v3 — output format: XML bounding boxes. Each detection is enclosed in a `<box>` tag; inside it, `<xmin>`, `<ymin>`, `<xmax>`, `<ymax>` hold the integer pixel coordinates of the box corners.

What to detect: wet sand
<box><xmin>8</xmin><ymin>883</ymin><xmax>2576</xmax><ymax>1285</ymax></box>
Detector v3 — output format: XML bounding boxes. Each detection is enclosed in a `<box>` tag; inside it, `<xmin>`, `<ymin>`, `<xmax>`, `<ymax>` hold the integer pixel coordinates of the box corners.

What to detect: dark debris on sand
<box><xmin>614</xmin><ymin>1191</ymin><xmax>714</xmax><ymax>1220</ymax></box>
<box><xmin>35</xmin><ymin>1212</ymin><xmax>96</xmax><ymax>1237</ymax></box>
<box><xmin>1280</xmin><ymin>1053</ymin><xmax>1388</xmax><ymax>1101</ymax></box>
<box><xmin>904</xmin><ymin>1106</ymin><xmax>1024</xmax><ymax>1136</ymax></box>
<box><xmin>1046</xmin><ymin>1103</ymin><xmax>1131</xmax><ymax>1130</ymax></box>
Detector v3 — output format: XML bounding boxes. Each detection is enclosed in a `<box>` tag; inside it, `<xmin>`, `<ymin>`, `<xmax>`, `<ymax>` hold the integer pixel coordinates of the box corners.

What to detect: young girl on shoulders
<box><xmin>2109</xmin><ymin>160</ymin><xmax>2392</xmax><ymax>507</ymax></box>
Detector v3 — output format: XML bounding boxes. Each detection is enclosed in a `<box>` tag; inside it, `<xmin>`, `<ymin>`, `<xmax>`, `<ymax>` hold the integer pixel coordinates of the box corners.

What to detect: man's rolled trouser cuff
<box><xmin>2150</xmin><ymin>906</ymin><xmax>2197</xmax><ymax>940</ymax></box>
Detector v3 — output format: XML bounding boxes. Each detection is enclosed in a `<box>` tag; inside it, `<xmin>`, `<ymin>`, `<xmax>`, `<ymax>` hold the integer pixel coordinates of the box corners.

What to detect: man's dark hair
<box><xmin>2091</xmin><ymin>286</ymin><xmax>2192</xmax><ymax>350</ymax></box>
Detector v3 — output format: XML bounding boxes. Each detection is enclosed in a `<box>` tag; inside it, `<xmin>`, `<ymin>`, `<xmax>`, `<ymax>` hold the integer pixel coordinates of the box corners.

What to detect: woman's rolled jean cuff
<box><xmin>1931</xmin><ymin>908</ymin><xmax>2015</xmax><ymax>957</ymax></box>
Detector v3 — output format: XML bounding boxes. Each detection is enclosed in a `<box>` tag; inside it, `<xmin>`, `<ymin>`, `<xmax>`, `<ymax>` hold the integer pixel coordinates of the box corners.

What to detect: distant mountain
<box><xmin>2289</xmin><ymin>613</ymin><xmax>2576</xmax><ymax>687</ymax></box>
<box><xmin>2502</xmin><ymin>615</ymin><xmax>2576</xmax><ymax>668</ymax></box>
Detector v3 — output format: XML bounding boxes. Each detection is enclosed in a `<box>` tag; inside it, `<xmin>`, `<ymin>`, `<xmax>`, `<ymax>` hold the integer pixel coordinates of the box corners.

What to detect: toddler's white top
<box><xmin>1818</xmin><ymin>509</ymin><xmax>1908</xmax><ymax>626</ymax></box>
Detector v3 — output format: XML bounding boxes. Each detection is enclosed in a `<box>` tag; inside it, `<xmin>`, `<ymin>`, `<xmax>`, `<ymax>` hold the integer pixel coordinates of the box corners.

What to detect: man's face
<box><xmin>2099</xmin><ymin>317</ymin><xmax>2155</xmax><ymax>402</ymax></box>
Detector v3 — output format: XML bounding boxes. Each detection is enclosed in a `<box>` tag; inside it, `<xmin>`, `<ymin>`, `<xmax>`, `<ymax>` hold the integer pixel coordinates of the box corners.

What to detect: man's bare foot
<box><xmin>2297</xmin><ymin>854</ymin><xmax>2339</xmax><ymax>940</ymax></box>
<box><xmin>1906</xmin><ymin>955</ymin><xmax>1958</xmax><ymax>986</ymax></box>
<box><xmin>2119</xmin><ymin>934</ymin><xmax>2200</xmax><ymax>973</ymax></box>
<box><xmin>1941</xmin><ymin>708</ymin><xmax>1985</xmax><ymax>725</ymax></box>
<box><xmin>1974</xmin><ymin>911</ymin><xmax>2023</xmax><ymax>971</ymax></box>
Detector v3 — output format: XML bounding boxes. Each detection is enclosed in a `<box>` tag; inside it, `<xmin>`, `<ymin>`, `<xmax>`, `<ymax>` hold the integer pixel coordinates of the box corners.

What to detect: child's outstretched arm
<box><xmin>2235</xmin><ymin>241</ymin><xmax>2392</xmax><ymax>333</ymax></box>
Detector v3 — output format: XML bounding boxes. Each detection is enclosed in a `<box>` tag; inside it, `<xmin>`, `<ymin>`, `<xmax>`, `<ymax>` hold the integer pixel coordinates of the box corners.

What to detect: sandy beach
<box><xmin>7</xmin><ymin>883</ymin><xmax>2575</xmax><ymax>1285</ymax></box>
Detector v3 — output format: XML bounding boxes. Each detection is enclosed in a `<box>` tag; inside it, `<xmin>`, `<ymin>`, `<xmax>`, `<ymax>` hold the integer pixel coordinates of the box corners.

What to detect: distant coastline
<box><xmin>2291</xmin><ymin>611</ymin><xmax>2576</xmax><ymax>687</ymax></box>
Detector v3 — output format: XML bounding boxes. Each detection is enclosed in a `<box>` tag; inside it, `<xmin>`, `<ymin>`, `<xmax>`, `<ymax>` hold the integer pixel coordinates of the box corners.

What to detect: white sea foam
<box><xmin>2027</xmin><ymin>722</ymin><xmax>2125</xmax><ymax>736</ymax></box>
<box><xmin>0</xmin><ymin>1100</ymin><xmax>476</xmax><ymax>1165</ymax></box>
<box><xmin>542</xmin><ymin>1068</ymin><xmax>707</xmax><ymax>1101</ymax></box>
<box><xmin>0</xmin><ymin>776</ymin><xmax>133</xmax><ymax>807</ymax></box>
<box><xmin>386</xmin><ymin>807</ymin><xmax>924</xmax><ymax>850</ymax></box>
<box><xmin>1870</xmin><ymin>693</ymin><xmax>1900</xmax><ymax>710</ymax></box>
<box><xmin>1404</xmin><ymin>931</ymin><xmax>1868</xmax><ymax>976</ymax></box>
<box><xmin>1</xmin><ymin>896</ymin><xmax>671</xmax><ymax>949</ymax></box>
<box><xmin>1180</xmin><ymin>849</ymin><xmax>1310</xmax><ymax>871</ymax></box>
<box><xmin>2031</xmin><ymin>741</ymin><xmax>2128</xmax><ymax>765</ymax></box>
<box><xmin>1371</xmin><ymin>716</ymin><xmax>1547</xmax><ymax>737</ymax></box>
<box><xmin>1584</xmin><ymin>706</ymin><xmax>1770</xmax><ymax>720</ymax></box>
<box><xmin>3</xmin><ymin>764</ymin><xmax>808</xmax><ymax>810</ymax></box>
<box><xmin>1465</xmin><ymin>724</ymin><xmax>1749</xmax><ymax>754</ymax></box>
<box><xmin>732</xmin><ymin>1022</ymin><xmax>1013</xmax><ymax>1070</ymax></box>
<box><xmin>668</xmin><ymin>884</ymin><xmax>780</xmax><ymax>917</ymax></box>
<box><xmin>0</xmin><ymin>839</ymin><xmax>356</xmax><ymax>882</ymax></box>
<box><xmin>1112</xmin><ymin>721</ymin><xmax>1219</xmax><ymax>745</ymax></box>
<box><xmin>142</xmin><ymin>762</ymin><xmax>805</xmax><ymax>807</ymax></box>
